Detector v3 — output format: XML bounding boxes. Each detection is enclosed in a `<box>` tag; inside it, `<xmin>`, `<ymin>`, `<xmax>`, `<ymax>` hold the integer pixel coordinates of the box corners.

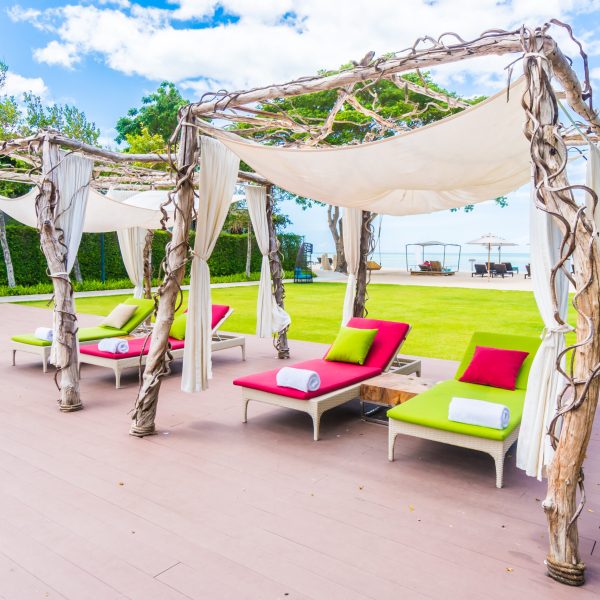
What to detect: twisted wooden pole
<box><xmin>37</xmin><ymin>137</ymin><xmax>82</xmax><ymax>411</ymax></box>
<box><xmin>130</xmin><ymin>110</ymin><xmax>198</xmax><ymax>436</ymax></box>
<box><xmin>522</xmin><ymin>29</ymin><xmax>600</xmax><ymax>586</ymax></box>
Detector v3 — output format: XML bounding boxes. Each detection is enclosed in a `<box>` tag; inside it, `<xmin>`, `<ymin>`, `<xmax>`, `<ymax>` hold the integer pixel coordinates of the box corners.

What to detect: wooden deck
<box><xmin>1</xmin><ymin>303</ymin><xmax>598</xmax><ymax>599</ymax></box>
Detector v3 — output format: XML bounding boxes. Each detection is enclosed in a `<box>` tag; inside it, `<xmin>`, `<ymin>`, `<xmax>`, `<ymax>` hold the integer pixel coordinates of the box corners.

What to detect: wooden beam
<box><xmin>190</xmin><ymin>32</ymin><xmax>524</xmax><ymax>116</ymax></box>
<box><xmin>390</xmin><ymin>75</ymin><xmax>471</xmax><ymax>109</ymax></box>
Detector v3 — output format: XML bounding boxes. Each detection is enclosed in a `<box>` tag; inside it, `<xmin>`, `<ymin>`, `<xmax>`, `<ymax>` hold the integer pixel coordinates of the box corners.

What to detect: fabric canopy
<box><xmin>0</xmin><ymin>187</ymin><xmax>167</xmax><ymax>232</ymax></box>
<box><xmin>198</xmin><ymin>77</ymin><xmax>530</xmax><ymax>216</ymax></box>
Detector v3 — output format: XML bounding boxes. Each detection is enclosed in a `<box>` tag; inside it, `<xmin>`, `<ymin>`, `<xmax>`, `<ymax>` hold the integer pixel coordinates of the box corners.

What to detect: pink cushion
<box><xmin>212</xmin><ymin>304</ymin><xmax>230</xmax><ymax>330</ymax></box>
<box><xmin>233</xmin><ymin>358</ymin><xmax>381</xmax><ymax>400</ymax></box>
<box><xmin>182</xmin><ymin>304</ymin><xmax>230</xmax><ymax>330</ymax></box>
<box><xmin>80</xmin><ymin>336</ymin><xmax>184</xmax><ymax>359</ymax></box>
<box><xmin>459</xmin><ymin>345</ymin><xmax>529</xmax><ymax>390</ymax></box>
<box><xmin>341</xmin><ymin>318</ymin><xmax>410</xmax><ymax>370</ymax></box>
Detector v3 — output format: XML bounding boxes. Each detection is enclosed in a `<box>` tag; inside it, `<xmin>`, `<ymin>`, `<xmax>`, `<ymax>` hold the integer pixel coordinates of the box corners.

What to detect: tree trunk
<box><xmin>266</xmin><ymin>185</ymin><xmax>289</xmax><ymax>359</ymax></box>
<box><xmin>143</xmin><ymin>229</ymin><xmax>154</xmax><ymax>299</ymax></box>
<box><xmin>73</xmin><ymin>257</ymin><xmax>83</xmax><ymax>284</ymax></box>
<box><xmin>37</xmin><ymin>137</ymin><xmax>81</xmax><ymax>412</ymax></box>
<box><xmin>0</xmin><ymin>210</ymin><xmax>16</xmax><ymax>287</ymax></box>
<box><xmin>353</xmin><ymin>210</ymin><xmax>375</xmax><ymax>318</ymax></box>
<box><xmin>130</xmin><ymin>112</ymin><xmax>198</xmax><ymax>436</ymax></box>
<box><xmin>327</xmin><ymin>205</ymin><xmax>347</xmax><ymax>273</ymax></box>
<box><xmin>245</xmin><ymin>217</ymin><xmax>252</xmax><ymax>278</ymax></box>
<box><xmin>522</xmin><ymin>40</ymin><xmax>600</xmax><ymax>586</ymax></box>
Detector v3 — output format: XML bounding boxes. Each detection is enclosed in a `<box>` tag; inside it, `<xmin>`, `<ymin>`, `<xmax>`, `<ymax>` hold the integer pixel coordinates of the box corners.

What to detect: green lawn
<box><xmin>21</xmin><ymin>283</ymin><xmax>572</xmax><ymax>360</ymax></box>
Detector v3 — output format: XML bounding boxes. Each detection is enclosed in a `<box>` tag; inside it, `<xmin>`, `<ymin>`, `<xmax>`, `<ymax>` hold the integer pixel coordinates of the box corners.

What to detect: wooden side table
<box><xmin>359</xmin><ymin>373</ymin><xmax>436</xmax><ymax>424</ymax></box>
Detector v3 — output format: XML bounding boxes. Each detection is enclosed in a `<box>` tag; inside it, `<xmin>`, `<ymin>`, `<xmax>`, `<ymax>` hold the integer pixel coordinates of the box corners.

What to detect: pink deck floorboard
<box><xmin>1</xmin><ymin>303</ymin><xmax>599</xmax><ymax>599</ymax></box>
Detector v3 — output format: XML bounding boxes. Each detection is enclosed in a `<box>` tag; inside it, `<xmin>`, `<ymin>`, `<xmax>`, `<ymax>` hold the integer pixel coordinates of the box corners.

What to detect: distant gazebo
<box><xmin>405</xmin><ymin>241</ymin><xmax>461</xmax><ymax>276</ymax></box>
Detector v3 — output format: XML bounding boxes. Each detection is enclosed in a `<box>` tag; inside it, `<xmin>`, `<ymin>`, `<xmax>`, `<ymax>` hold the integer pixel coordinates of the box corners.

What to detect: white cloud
<box><xmin>33</xmin><ymin>40</ymin><xmax>80</xmax><ymax>68</ymax></box>
<box><xmin>2</xmin><ymin>71</ymin><xmax>49</xmax><ymax>98</ymax></box>
<box><xmin>8</xmin><ymin>0</ymin><xmax>600</xmax><ymax>98</ymax></box>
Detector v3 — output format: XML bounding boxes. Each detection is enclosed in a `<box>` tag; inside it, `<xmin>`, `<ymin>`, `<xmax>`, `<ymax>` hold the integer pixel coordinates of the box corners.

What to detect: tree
<box><xmin>21</xmin><ymin>93</ymin><xmax>100</xmax><ymax>145</ymax></box>
<box><xmin>115</xmin><ymin>82</ymin><xmax>188</xmax><ymax>144</ymax></box>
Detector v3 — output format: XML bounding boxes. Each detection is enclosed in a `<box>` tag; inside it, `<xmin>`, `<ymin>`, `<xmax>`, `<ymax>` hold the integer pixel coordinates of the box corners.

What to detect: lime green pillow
<box><xmin>169</xmin><ymin>313</ymin><xmax>187</xmax><ymax>340</ymax></box>
<box><xmin>325</xmin><ymin>326</ymin><xmax>378</xmax><ymax>365</ymax></box>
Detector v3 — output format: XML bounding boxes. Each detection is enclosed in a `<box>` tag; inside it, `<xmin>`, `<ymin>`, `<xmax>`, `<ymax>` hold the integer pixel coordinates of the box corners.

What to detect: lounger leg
<box><xmin>388</xmin><ymin>427</ymin><xmax>398</xmax><ymax>461</ymax></box>
<box><xmin>42</xmin><ymin>354</ymin><xmax>48</xmax><ymax>373</ymax></box>
<box><xmin>11</xmin><ymin>349</ymin><xmax>16</xmax><ymax>367</ymax></box>
<box><xmin>241</xmin><ymin>341</ymin><xmax>246</xmax><ymax>361</ymax></box>
<box><xmin>311</xmin><ymin>409</ymin><xmax>321</xmax><ymax>441</ymax></box>
<box><xmin>242</xmin><ymin>398</ymin><xmax>250</xmax><ymax>423</ymax></box>
<box><xmin>493</xmin><ymin>453</ymin><xmax>505</xmax><ymax>489</ymax></box>
<box><xmin>115</xmin><ymin>366</ymin><xmax>121</xmax><ymax>389</ymax></box>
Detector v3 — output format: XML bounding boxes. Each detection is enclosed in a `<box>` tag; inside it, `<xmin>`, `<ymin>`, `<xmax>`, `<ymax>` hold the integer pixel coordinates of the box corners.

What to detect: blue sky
<box><xmin>2</xmin><ymin>0</ymin><xmax>600</xmax><ymax>257</ymax></box>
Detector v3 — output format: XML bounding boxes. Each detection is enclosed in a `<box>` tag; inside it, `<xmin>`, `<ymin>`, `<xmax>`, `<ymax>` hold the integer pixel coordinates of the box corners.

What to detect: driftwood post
<box><xmin>353</xmin><ymin>210</ymin><xmax>375</xmax><ymax>318</ymax></box>
<box><xmin>37</xmin><ymin>137</ymin><xmax>82</xmax><ymax>411</ymax></box>
<box><xmin>130</xmin><ymin>111</ymin><xmax>198</xmax><ymax>436</ymax></box>
<box><xmin>266</xmin><ymin>185</ymin><xmax>290</xmax><ymax>358</ymax></box>
<box><xmin>522</xmin><ymin>35</ymin><xmax>600</xmax><ymax>586</ymax></box>
<box><xmin>0</xmin><ymin>210</ymin><xmax>15</xmax><ymax>287</ymax></box>
<box><xmin>143</xmin><ymin>229</ymin><xmax>154</xmax><ymax>299</ymax></box>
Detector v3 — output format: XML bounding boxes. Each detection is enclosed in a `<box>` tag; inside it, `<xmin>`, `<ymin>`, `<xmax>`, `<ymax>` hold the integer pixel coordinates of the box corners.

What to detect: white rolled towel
<box><xmin>276</xmin><ymin>367</ymin><xmax>321</xmax><ymax>392</ymax></box>
<box><xmin>34</xmin><ymin>327</ymin><xmax>53</xmax><ymax>341</ymax></box>
<box><xmin>448</xmin><ymin>397</ymin><xmax>510</xmax><ymax>430</ymax></box>
<box><xmin>98</xmin><ymin>338</ymin><xmax>129</xmax><ymax>354</ymax></box>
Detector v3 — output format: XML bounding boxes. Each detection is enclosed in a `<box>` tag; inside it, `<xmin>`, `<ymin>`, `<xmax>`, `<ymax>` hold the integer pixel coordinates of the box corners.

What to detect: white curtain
<box><xmin>108</xmin><ymin>189</ymin><xmax>147</xmax><ymax>299</ymax></box>
<box><xmin>516</xmin><ymin>198</ymin><xmax>569</xmax><ymax>480</ymax></box>
<box><xmin>49</xmin><ymin>151</ymin><xmax>93</xmax><ymax>365</ymax></box>
<box><xmin>246</xmin><ymin>185</ymin><xmax>292</xmax><ymax>337</ymax></box>
<box><xmin>117</xmin><ymin>227</ymin><xmax>147</xmax><ymax>298</ymax></box>
<box><xmin>585</xmin><ymin>142</ymin><xmax>600</xmax><ymax>238</ymax></box>
<box><xmin>246</xmin><ymin>185</ymin><xmax>272</xmax><ymax>337</ymax></box>
<box><xmin>55</xmin><ymin>151</ymin><xmax>93</xmax><ymax>273</ymax></box>
<box><xmin>341</xmin><ymin>207</ymin><xmax>363</xmax><ymax>324</ymax></box>
<box><xmin>181</xmin><ymin>136</ymin><xmax>240</xmax><ymax>393</ymax></box>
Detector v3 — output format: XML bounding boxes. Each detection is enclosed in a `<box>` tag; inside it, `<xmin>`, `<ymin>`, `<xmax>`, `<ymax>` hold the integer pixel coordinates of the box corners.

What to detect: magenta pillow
<box><xmin>459</xmin><ymin>345</ymin><xmax>529</xmax><ymax>390</ymax></box>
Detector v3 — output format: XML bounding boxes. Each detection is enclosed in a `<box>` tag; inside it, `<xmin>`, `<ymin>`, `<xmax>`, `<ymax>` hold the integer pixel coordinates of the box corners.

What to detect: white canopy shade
<box><xmin>0</xmin><ymin>187</ymin><xmax>167</xmax><ymax>232</ymax></box>
<box><xmin>198</xmin><ymin>77</ymin><xmax>530</xmax><ymax>216</ymax></box>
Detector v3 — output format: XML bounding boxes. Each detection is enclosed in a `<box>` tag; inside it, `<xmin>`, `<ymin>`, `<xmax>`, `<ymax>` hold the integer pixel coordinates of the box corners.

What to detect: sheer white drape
<box><xmin>246</xmin><ymin>185</ymin><xmax>272</xmax><ymax>337</ymax></box>
<box><xmin>585</xmin><ymin>142</ymin><xmax>600</xmax><ymax>238</ymax></box>
<box><xmin>181</xmin><ymin>137</ymin><xmax>239</xmax><ymax>393</ymax></box>
<box><xmin>50</xmin><ymin>151</ymin><xmax>93</xmax><ymax>364</ymax></box>
<box><xmin>56</xmin><ymin>151</ymin><xmax>93</xmax><ymax>273</ymax></box>
<box><xmin>246</xmin><ymin>185</ymin><xmax>292</xmax><ymax>337</ymax></box>
<box><xmin>117</xmin><ymin>227</ymin><xmax>147</xmax><ymax>298</ymax></box>
<box><xmin>341</xmin><ymin>207</ymin><xmax>362</xmax><ymax>324</ymax></box>
<box><xmin>107</xmin><ymin>189</ymin><xmax>147</xmax><ymax>299</ymax></box>
<box><xmin>516</xmin><ymin>198</ymin><xmax>569</xmax><ymax>480</ymax></box>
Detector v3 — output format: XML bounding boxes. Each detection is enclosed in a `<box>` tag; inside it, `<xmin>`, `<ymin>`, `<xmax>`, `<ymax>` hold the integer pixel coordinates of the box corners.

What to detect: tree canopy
<box><xmin>115</xmin><ymin>81</ymin><xmax>188</xmax><ymax>144</ymax></box>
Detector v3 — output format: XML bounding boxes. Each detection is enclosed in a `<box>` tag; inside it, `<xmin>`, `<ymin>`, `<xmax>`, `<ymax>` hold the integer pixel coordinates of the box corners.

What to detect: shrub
<box><xmin>0</xmin><ymin>224</ymin><xmax>301</xmax><ymax>286</ymax></box>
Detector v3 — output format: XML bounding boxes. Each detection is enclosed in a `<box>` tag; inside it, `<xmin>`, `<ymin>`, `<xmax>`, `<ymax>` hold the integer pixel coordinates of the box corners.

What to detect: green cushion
<box><xmin>11</xmin><ymin>334</ymin><xmax>52</xmax><ymax>346</ymax></box>
<box><xmin>12</xmin><ymin>326</ymin><xmax>126</xmax><ymax>346</ymax></box>
<box><xmin>78</xmin><ymin>326</ymin><xmax>126</xmax><ymax>341</ymax></box>
<box><xmin>387</xmin><ymin>379</ymin><xmax>525</xmax><ymax>441</ymax></box>
<box><xmin>454</xmin><ymin>332</ymin><xmax>541</xmax><ymax>390</ymax></box>
<box><xmin>325</xmin><ymin>326</ymin><xmax>378</xmax><ymax>365</ymax></box>
<box><xmin>117</xmin><ymin>298</ymin><xmax>155</xmax><ymax>333</ymax></box>
<box><xmin>169</xmin><ymin>313</ymin><xmax>187</xmax><ymax>340</ymax></box>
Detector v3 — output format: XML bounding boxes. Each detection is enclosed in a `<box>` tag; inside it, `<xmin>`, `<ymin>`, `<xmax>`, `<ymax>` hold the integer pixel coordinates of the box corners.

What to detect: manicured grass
<box><xmin>21</xmin><ymin>283</ymin><xmax>573</xmax><ymax>360</ymax></box>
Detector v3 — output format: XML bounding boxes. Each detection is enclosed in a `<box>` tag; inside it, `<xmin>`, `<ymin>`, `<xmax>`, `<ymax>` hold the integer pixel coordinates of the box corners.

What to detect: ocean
<box><xmin>314</xmin><ymin>251</ymin><xmax>531</xmax><ymax>273</ymax></box>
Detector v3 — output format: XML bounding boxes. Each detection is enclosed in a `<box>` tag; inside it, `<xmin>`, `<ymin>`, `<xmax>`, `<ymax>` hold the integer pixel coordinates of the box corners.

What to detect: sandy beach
<box><xmin>315</xmin><ymin>267</ymin><xmax>534</xmax><ymax>291</ymax></box>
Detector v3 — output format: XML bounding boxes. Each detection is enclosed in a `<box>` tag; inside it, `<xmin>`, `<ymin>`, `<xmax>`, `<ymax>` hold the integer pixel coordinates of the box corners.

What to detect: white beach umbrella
<box><xmin>467</xmin><ymin>233</ymin><xmax>518</xmax><ymax>273</ymax></box>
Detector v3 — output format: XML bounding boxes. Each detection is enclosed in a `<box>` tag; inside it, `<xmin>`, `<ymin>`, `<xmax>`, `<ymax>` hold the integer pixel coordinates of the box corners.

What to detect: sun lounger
<box><xmin>233</xmin><ymin>317</ymin><xmax>411</xmax><ymax>440</ymax></box>
<box><xmin>387</xmin><ymin>332</ymin><xmax>541</xmax><ymax>488</ymax></box>
<box><xmin>78</xmin><ymin>304</ymin><xmax>244</xmax><ymax>388</ymax></box>
<box><xmin>10</xmin><ymin>298</ymin><xmax>155</xmax><ymax>372</ymax></box>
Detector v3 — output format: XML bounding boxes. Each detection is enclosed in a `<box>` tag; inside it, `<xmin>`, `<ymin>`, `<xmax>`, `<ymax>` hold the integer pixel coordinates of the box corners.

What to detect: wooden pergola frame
<box><xmin>1</xmin><ymin>20</ymin><xmax>598</xmax><ymax>587</ymax></box>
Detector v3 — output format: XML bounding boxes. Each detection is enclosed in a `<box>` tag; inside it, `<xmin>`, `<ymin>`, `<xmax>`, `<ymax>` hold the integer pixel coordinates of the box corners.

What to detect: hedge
<box><xmin>0</xmin><ymin>225</ymin><xmax>301</xmax><ymax>286</ymax></box>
